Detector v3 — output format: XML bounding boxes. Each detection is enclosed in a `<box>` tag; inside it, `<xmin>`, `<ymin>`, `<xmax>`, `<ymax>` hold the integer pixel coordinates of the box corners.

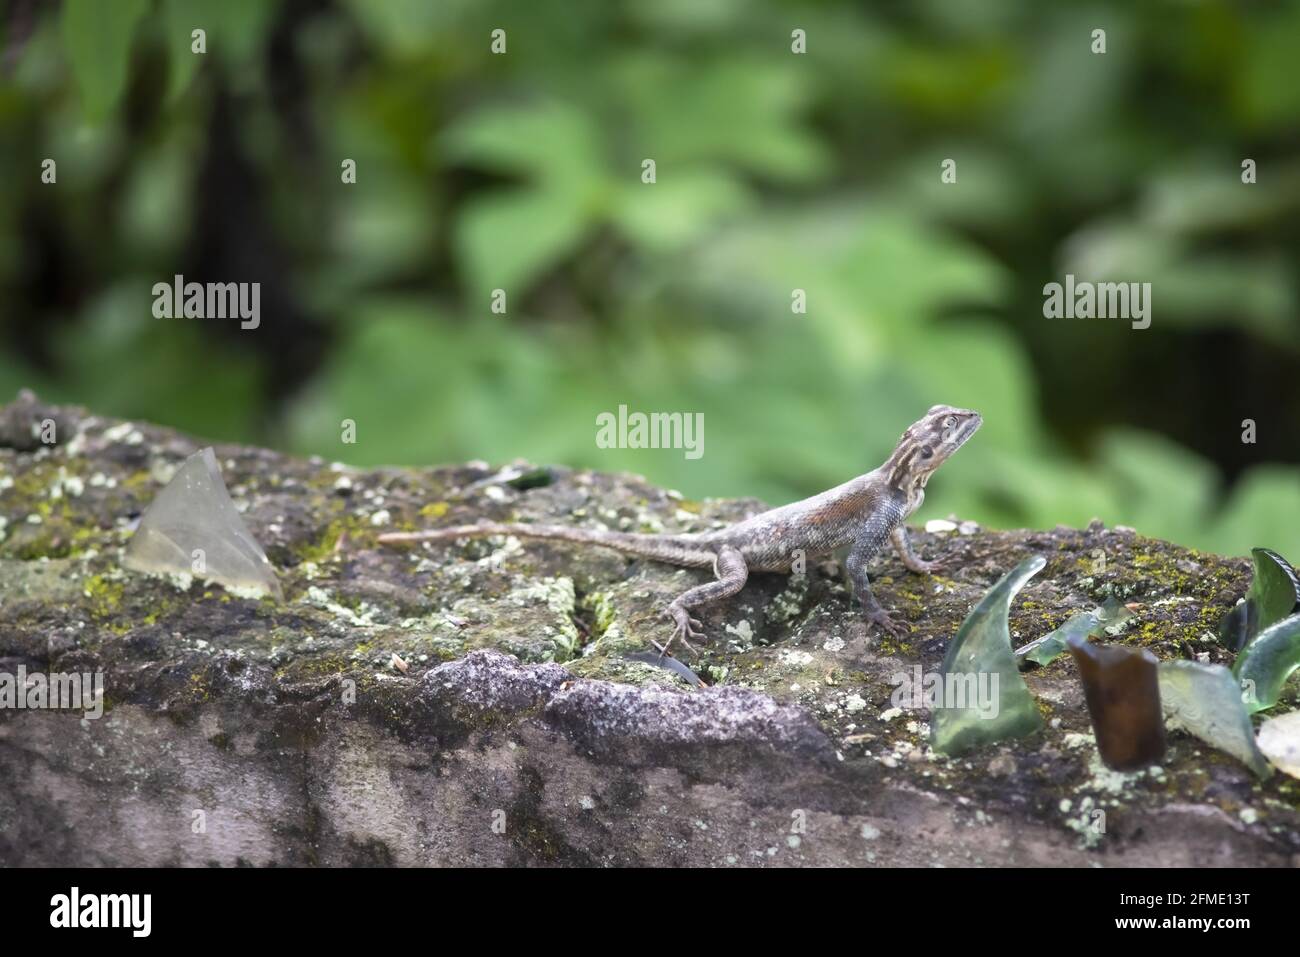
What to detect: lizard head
<box><xmin>886</xmin><ymin>405</ymin><xmax>982</xmax><ymax>493</ymax></box>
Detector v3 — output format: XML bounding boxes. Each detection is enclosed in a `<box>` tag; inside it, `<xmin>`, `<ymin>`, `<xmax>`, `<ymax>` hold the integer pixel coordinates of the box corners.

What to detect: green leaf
<box><xmin>442</xmin><ymin>101</ymin><xmax>603</xmax><ymax>188</ymax></box>
<box><xmin>615</xmin><ymin>54</ymin><xmax>830</xmax><ymax>183</ymax></box>
<box><xmin>610</xmin><ymin>168</ymin><xmax>749</xmax><ymax>252</ymax></box>
<box><xmin>60</xmin><ymin>0</ymin><xmax>148</xmax><ymax>121</ymax></box>
<box><xmin>1210</xmin><ymin>467</ymin><xmax>1300</xmax><ymax>560</ymax></box>
<box><xmin>1097</xmin><ymin>429</ymin><xmax>1218</xmax><ymax>547</ymax></box>
<box><xmin>456</xmin><ymin>185</ymin><xmax>591</xmax><ymax>298</ymax></box>
<box><xmin>160</xmin><ymin>0</ymin><xmax>205</xmax><ymax>101</ymax></box>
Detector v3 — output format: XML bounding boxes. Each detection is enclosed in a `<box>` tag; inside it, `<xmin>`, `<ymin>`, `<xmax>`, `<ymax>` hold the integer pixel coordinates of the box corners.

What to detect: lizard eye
<box><xmin>943</xmin><ymin>416</ymin><xmax>956</xmax><ymax>430</ymax></box>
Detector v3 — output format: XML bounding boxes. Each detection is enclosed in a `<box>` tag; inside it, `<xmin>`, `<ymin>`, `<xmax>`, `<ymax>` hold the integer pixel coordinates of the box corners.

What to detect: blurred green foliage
<box><xmin>2</xmin><ymin>0</ymin><xmax>1299</xmax><ymax>557</ymax></box>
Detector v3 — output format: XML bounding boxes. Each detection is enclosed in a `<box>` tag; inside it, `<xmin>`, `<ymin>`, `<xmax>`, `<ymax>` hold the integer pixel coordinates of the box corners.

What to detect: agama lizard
<box><xmin>378</xmin><ymin>405</ymin><xmax>981</xmax><ymax>653</ymax></box>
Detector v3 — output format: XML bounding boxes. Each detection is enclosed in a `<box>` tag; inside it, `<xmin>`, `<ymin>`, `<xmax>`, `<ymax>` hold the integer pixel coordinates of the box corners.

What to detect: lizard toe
<box><xmin>867</xmin><ymin>610</ymin><xmax>909</xmax><ymax>637</ymax></box>
<box><xmin>666</xmin><ymin>606</ymin><xmax>706</xmax><ymax>647</ymax></box>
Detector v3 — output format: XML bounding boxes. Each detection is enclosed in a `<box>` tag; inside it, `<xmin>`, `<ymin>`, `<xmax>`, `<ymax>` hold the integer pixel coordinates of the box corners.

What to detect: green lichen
<box><xmin>82</xmin><ymin>574</ymin><xmax>126</xmax><ymax>619</ymax></box>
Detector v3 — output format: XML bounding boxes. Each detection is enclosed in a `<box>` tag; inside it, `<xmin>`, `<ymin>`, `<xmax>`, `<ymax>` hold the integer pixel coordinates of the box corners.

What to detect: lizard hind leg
<box><xmin>662</xmin><ymin>545</ymin><xmax>749</xmax><ymax>656</ymax></box>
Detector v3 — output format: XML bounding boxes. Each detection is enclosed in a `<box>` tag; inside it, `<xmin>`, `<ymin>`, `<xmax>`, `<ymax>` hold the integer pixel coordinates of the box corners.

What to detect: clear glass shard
<box><xmin>1218</xmin><ymin>548</ymin><xmax>1300</xmax><ymax>653</ymax></box>
<box><xmin>930</xmin><ymin>555</ymin><xmax>1045</xmax><ymax>757</ymax></box>
<box><xmin>1016</xmin><ymin>595</ymin><xmax>1132</xmax><ymax>668</ymax></box>
<box><xmin>1257</xmin><ymin>711</ymin><xmax>1300</xmax><ymax>779</ymax></box>
<box><xmin>1157</xmin><ymin>660</ymin><xmax>1272</xmax><ymax>779</ymax></box>
<box><xmin>1068</xmin><ymin>636</ymin><xmax>1165</xmax><ymax>771</ymax></box>
<box><xmin>1233</xmin><ymin>612</ymin><xmax>1300</xmax><ymax>714</ymax></box>
<box><xmin>623</xmin><ymin>651</ymin><xmax>704</xmax><ymax>687</ymax></box>
<box><xmin>123</xmin><ymin>447</ymin><xmax>282</xmax><ymax>600</ymax></box>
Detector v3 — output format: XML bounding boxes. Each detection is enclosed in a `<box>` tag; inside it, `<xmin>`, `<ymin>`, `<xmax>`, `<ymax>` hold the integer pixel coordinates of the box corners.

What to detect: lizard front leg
<box><xmin>846</xmin><ymin>517</ymin><xmax>908</xmax><ymax>638</ymax></box>
<box><xmin>662</xmin><ymin>545</ymin><xmax>748</xmax><ymax>655</ymax></box>
<box><xmin>890</xmin><ymin>526</ymin><xmax>944</xmax><ymax>575</ymax></box>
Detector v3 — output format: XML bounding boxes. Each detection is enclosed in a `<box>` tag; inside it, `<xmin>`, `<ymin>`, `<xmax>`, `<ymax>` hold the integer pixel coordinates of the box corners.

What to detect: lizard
<box><xmin>377</xmin><ymin>405</ymin><xmax>982</xmax><ymax>654</ymax></box>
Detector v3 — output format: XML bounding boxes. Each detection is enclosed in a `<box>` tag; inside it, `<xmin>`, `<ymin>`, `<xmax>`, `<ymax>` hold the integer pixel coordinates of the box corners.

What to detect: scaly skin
<box><xmin>378</xmin><ymin>405</ymin><xmax>982</xmax><ymax>654</ymax></box>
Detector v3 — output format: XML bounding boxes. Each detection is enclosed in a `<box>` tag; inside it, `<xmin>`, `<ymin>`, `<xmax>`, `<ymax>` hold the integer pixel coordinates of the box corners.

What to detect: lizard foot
<box><xmin>664</xmin><ymin>605</ymin><xmax>705</xmax><ymax>656</ymax></box>
<box><xmin>865</xmin><ymin>608</ymin><xmax>909</xmax><ymax>638</ymax></box>
<box><xmin>903</xmin><ymin>558</ymin><xmax>945</xmax><ymax>575</ymax></box>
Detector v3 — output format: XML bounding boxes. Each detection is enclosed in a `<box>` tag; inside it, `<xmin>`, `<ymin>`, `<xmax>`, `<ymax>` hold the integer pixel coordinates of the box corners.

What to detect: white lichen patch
<box><xmin>48</xmin><ymin>469</ymin><xmax>85</xmax><ymax>499</ymax></box>
<box><xmin>226</xmin><ymin>583</ymin><xmax>276</xmax><ymax>601</ymax></box>
<box><xmin>767</xmin><ymin>576</ymin><xmax>808</xmax><ymax>624</ymax></box>
<box><xmin>1079</xmin><ymin>753</ymin><xmax>1148</xmax><ymax>797</ymax></box>
<box><xmin>103</xmin><ymin>422</ymin><xmax>143</xmax><ymax>445</ymax></box>
<box><xmin>509</xmin><ymin>576</ymin><xmax>581</xmax><ymax>654</ymax></box>
<box><xmin>777</xmin><ymin>648</ymin><xmax>813</xmax><ymax>668</ymax></box>
<box><xmin>303</xmin><ymin>586</ymin><xmax>380</xmax><ymax>628</ymax></box>
<box><xmin>726</xmin><ymin>619</ymin><xmax>755</xmax><ymax>643</ymax></box>
<box><xmin>149</xmin><ymin>458</ymin><xmax>178</xmax><ymax>486</ymax></box>
<box><xmin>467</xmin><ymin>535</ymin><xmax>523</xmax><ymax>571</ymax></box>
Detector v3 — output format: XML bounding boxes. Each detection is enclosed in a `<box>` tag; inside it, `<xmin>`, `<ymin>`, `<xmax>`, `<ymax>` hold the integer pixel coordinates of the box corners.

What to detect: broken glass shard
<box><xmin>1157</xmin><ymin>660</ymin><xmax>1271</xmax><ymax>779</ymax></box>
<box><xmin>623</xmin><ymin>651</ymin><xmax>704</xmax><ymax>687</ymax></box>
<box><xmin>930</xmin><ymin>555</ymin><xmax>1045</xmax><ymax>757</ymax></box>
<box><xmin>1257</xmin><ymin>711</ymin><xmax>1300</xmax><ymax>779</ymax></box>
<box><xmin>1016</xmin><ymin>596</ymin><xmax>1132</xmax><ymax>668</ymax></box>
<box><xmin>1232</xmin><ymin>613</ymin><xmax>1300</xmax><ymax>714</ymax></box>
<box><xmin>123</xmin><ymin>447</ymin><xmax>282</xmax><ymax>600</ymax></box>
<box><xmin>1068</xmin><ymin>636</ymin><xmax>1165</xmax><ymax>771</ymax></box>
<box><xmin>1218</xmin><ymin>548</ymin><xmax>1300</xmax><ymax>653</ymax></box>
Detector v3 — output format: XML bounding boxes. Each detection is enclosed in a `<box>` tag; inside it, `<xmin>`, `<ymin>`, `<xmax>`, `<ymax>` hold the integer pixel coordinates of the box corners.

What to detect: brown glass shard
<box><xmin>1068</xmin><ymin>635</ymin><xmax>1165</xmax><ymax>771</ymax></box>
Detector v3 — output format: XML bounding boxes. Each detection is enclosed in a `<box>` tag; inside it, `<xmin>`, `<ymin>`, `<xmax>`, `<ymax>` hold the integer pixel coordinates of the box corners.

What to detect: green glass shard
<box><xmin>1016</xmin><ymin>596</ymin><xmax>1132</xmax><ymax>668</ymax></box>
<box><xmin>123</xmin><ymin>447</ymin><xmax>283</xmax><ymax>600</ymax></box>
<box><xmin>930</xmin><ymin>555</ymin><xmax>1045</xmax><ymax>757</ymax></box>
<box><xmin>1218</xmin><ymin>548</ymin><xmax>1300</xmax><ymax>653</ymax></box>
<box><xmin>1068</xmin><ymin>637</ymin><xmax>1165</xmax><ymax>771</ymax></box>
<box><xmin>505</xmin><ymin>467</ymin><xmax>555</xmax><ymax>491</ymax></box>
<box><xmin>1157</xmin><ymin>660</ymin><xmax>1272</xmax><ymax>779</ymax></box>
<box><xmin>1232</xmin><ymin>613</ymin><xmax>1300</xmax><ymax>714</ymax></box>
<box><xmin>1257</xmin><ymin>711</ymin><xmax>1300</xmax><ymax>779</ymax></box>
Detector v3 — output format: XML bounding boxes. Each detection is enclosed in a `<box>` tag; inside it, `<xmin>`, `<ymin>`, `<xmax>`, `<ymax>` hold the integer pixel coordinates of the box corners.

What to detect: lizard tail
<box><xmin>376</xmin><ymin>522</ymin><xmax>717</xmax><ymax>568</ymax></box>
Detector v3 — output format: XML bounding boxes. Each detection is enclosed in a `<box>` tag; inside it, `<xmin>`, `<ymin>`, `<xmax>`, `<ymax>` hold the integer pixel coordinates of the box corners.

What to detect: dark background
<box><xmin>2</xmin><ymin>0</ymin><xmax>1298</xmax><ymax>556</ymax></box>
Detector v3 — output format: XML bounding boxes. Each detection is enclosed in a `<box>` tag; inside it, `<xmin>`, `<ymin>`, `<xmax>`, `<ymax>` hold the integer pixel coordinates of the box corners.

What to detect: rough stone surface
<box><xmin>1</xmin><ymin>394</ymin><xmax>1298</xmax><ymax>866</ymax></box>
